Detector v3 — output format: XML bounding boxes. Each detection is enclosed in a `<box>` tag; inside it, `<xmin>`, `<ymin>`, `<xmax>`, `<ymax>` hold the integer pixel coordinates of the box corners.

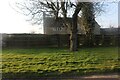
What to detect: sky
<box><xmin>96</xmin><ymin>2</ymin><xmax>118</xmax><ymax>28</ymax></box>
<box><xmin>0</xmin><ymin>0</ymin><xmax>43</xmax><ymax>34</ymax></box>
<box><xmin>0</xmin><ymin>0</ymin><xmax>118</xmax><ymax>34</ymax></box>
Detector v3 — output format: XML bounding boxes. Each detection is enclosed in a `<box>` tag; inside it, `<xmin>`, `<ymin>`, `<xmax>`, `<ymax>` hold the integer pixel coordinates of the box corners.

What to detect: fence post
<box><xmin>56</xmin><ymin>34</ymin><xmax>61</xmax><ymax>48</ymax></box>
<box><xmin>101</xmin><ymin>35</ymin><xmax>104</xmax><ymax>46</ymax></box>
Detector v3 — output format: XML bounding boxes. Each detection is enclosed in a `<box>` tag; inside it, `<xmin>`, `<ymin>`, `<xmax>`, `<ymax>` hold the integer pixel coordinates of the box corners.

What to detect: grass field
<box><xmin>2</xmin><ymin>47</ymin><xmax>120</xmax><ymax>78</ymax></box>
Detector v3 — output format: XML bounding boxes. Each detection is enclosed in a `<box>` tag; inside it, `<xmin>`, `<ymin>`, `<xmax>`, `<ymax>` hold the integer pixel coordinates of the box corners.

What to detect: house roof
<box><xmin>100</xmin><ymin>28</ymin><xmax>120</xmax><ymax>35</ymax></box>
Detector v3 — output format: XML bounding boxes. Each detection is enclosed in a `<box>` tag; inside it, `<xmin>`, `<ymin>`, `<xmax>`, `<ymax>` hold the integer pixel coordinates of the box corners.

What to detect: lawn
<box><xmin>2</xmin><ymin>47</ymin><xmax>120</xmax><ymax>78</ymax></box>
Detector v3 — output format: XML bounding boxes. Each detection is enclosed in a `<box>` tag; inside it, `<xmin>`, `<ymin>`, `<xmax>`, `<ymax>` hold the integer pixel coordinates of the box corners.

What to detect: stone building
<box><xmin>43</xmin><ymin>17</ymin><xmax>101</xmax><ymax>35</ymax></box>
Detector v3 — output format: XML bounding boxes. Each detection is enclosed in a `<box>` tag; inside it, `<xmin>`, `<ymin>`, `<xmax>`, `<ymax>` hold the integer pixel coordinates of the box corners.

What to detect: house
<box><xmin>43</xmin><ymin>17</ymin><xmax>101</xmax><ymax>35</ymax></box>
<box><xmin>100</xmin><ymin>28</ymin><xmax>120</xmax><ymax>35</ymax></box>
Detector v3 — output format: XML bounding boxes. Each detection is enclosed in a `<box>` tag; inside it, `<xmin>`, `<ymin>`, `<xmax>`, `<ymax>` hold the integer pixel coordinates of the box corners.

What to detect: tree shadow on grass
<box><xmin>2</xmin><ymin>68</ymin><xmax>119</xmax><ymax>80</ymax></box>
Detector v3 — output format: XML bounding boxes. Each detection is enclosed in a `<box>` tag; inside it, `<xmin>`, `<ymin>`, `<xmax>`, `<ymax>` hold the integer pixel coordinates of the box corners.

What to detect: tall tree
<box><xmin>70</xmin><ymin>2</ymin><xmax>83</xmax><ymax>51</ymax></box>
<box><xmin>15</xmin><ymin>0</ymin><xmax>104</xmax><ymax>51</ymax></box>
<box><xmin>16</xmin><ymin>0</ymin><xmax>83</xmax><ymax>51</ymax></box>
<box><xmin>81</xmin><ymin>2</ymin><xmax>105</xmax><ymax>47</ymax></box>
<box><xmin>81</xmin><ymin>2</ymin><xmax>95</xmax><ymax>47</ymax></box>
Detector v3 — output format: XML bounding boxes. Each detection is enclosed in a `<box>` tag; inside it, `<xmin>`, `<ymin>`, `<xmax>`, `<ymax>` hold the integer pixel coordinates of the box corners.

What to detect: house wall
<box><xmin>44</xmin><ymin>17</ymin><xmax>70</xmax><ymax>34</ymax></box>
<box><xmin>100</xmin><ymin>28</ymin><xmax>120</xmax><ymax>35</ymax></box>
<box><xmin>44</xmin><ymin>17</ymin><xmax>100</xmax><ymax>35</ymax></box>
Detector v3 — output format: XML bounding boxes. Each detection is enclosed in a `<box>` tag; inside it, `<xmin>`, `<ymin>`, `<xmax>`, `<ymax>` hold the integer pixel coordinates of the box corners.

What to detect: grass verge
<box><xmin>2</xmin><ymin>47</ymin><xmax>120</xmax><ymax>78</ymax></box>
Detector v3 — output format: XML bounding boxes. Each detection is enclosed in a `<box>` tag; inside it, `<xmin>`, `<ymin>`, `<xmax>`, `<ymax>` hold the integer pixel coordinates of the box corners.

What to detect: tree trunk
<box><xmin>70</xmin><ymin>32</ymin><xmax>78</xmax><ymax>51</ymax></box>
<box><xmin>70</xmin><ymin>14</ymin><xmax>78</xmax><ymax>51</ymax></box>
<box><xmin>69</xmin><ymin>2</ymin><xmax>83</xmax><ymax>52</ymax></box>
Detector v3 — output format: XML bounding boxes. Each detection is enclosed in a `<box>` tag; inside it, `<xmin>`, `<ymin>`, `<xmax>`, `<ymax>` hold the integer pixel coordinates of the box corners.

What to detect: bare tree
<box><xmin>15</xmin><ymin>0</ymin><xmax>104</xmax><ymax>51</ymax></box>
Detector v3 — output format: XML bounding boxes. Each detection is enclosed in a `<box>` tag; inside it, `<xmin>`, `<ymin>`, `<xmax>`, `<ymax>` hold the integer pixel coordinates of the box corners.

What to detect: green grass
<box><xmin>2</xmin><ymin>47</ymin><xmax>120</xmax><ymax>78</ymax></box>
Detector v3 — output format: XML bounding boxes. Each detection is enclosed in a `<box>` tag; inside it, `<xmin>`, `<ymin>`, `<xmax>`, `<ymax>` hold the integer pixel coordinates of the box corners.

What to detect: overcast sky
<box><xmin>0</xmin><ymin>0</ymin><xmax>43</xmax><ymax>34</ymax></box>
<box><xmin>0</xmin><ymin>0</ymin><xmax>118</xmax><ymax>34</ymax></box>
